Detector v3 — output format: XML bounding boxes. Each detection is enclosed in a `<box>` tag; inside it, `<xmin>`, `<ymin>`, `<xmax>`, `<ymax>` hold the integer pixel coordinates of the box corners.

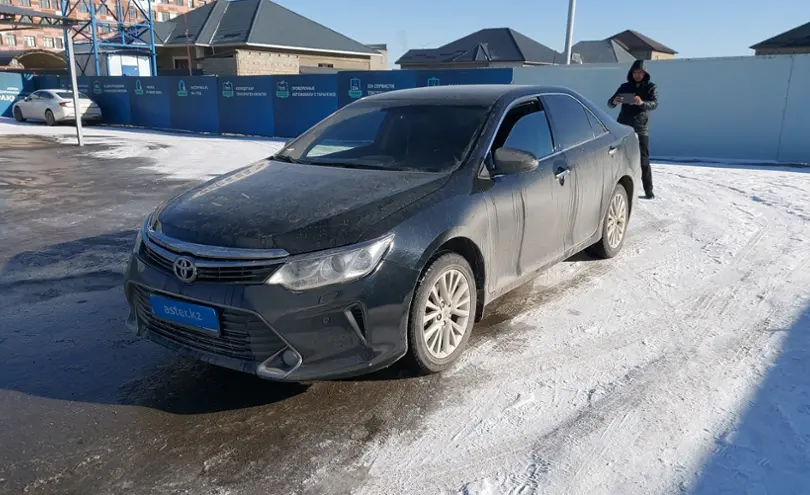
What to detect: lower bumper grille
<box><xmin>131</xmin><ymin>286</ymin><xmax>285</xmax><ymax>361</ymax></box>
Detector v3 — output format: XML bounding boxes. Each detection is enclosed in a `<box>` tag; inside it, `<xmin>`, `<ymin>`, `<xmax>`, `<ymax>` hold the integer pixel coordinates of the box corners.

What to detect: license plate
<box><xmin>149</xmin><ymin>295</ymin><xmax>220</xmax><ymax>334</ymax></box>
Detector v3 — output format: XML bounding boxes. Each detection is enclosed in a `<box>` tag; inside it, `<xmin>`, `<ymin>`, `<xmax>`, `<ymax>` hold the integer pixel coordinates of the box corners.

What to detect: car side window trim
<box><xmin>478</xmin><ymin>94</ymin><xmax>563</xmax><ymax>178</ymax></box>
<box><xmin>540</xmin><ymin>92</ymin><xmax>610</xmax><ymax>153</ymax></box>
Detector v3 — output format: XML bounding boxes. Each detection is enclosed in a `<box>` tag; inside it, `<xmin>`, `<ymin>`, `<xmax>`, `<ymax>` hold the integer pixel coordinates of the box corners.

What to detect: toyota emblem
<box><xmin>173</xmin><ymin>256</ymin><xmax>197</xmax><ymax>283</ymax></box>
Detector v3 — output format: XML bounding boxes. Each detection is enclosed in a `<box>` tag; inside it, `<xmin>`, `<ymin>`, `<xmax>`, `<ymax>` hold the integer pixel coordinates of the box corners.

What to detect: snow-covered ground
<box><xmin>3</xmin><ymin>120</ymin><xmax>810</xmax><ymax>494</ymax></box>
<box><xmin>0</xmin><ymin>120</ymin><xmax>286</xmax><ymax>181</ymax></box>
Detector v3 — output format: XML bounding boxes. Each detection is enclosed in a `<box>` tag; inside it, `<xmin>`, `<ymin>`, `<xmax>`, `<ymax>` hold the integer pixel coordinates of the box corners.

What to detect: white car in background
<box><xmin>12</xmin><ymin>89</ymin><xmax>103</xmax><ymax>126</ymax></box>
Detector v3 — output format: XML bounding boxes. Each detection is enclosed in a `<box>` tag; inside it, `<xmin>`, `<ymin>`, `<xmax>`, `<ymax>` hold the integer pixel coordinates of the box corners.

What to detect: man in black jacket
<box><xmin>608</xmin><ymin>60</ymin><xmax>659</xmax><ymax>199</ymax></box>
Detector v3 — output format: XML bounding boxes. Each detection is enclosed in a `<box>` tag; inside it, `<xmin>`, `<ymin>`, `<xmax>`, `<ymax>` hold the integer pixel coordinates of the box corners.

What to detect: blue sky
<box><xmin>273</xmin><ymin>0</ymin><xmax>810</xmax><ymax>66</ymax></box>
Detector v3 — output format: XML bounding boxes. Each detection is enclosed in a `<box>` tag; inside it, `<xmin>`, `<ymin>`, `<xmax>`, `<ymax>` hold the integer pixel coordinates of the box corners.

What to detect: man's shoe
<box><xmin>645</xmin><ymin>192</ymin><xmax>655</xmax><ymax>199</ymax></box>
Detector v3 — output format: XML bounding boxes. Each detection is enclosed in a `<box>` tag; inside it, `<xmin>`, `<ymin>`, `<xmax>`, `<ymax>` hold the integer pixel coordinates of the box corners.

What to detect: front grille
<box><xmin>132</xmin><ymin>286</ymin><xmax>285</xmax><ymax>361</ymax></box>
<box><xmin>141</xmin><ymin>241</ymin><xmax>281</xmax><ymax>284</ymax></box>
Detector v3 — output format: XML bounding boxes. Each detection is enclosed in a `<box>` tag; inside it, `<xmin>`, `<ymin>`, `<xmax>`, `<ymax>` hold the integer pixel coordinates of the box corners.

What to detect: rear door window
<box><xmin>542</xmin><ymin>94</ymin><xmax>596</xmax><ymax>150</ymax></box>
<box><xmin>585</xmin><ymin>109</ymin><xmax>607</xmax><ymax>135</ymax></box>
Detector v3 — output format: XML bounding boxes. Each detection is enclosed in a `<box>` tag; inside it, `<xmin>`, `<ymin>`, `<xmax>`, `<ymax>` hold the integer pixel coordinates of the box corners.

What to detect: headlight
<box><xmin>267</xmin><ymin>234</ymin><xmax>394</xmax><ymax>291</ymax></box>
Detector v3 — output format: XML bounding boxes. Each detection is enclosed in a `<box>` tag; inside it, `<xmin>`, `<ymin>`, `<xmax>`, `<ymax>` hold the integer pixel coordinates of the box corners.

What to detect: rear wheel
<box><xmin>13</xmin><ymin>106</ymin><xmax>25</xmax><ymax>122</ymax></box>
<box><xmin>587</xmin><ymin>183</ymin><xmax>629</xmax><ymax>259</ymax></box>
<box><xmin>407</xmin><ymin>253</ymin><xmax>476</xmax><ymax>374</ymax></box>
<box><xmin>44</xmin><ymin>109</ymin><xmax>56</xmax><ymax>126</ymax></box>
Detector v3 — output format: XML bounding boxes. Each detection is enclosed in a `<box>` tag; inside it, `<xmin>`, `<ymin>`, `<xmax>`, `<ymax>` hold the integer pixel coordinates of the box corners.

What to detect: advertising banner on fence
<box><xmin>273</xmin><ymin>74</ymin><xmax>338</xmax><ymax>138</ymax></box>
<box><xmin>78</xmin><ymin>76</ymin><xmax>132</xmax><ymax>125</ymax></box>
<box><xmin>168</xmin><ymin>76</ymin><xmax>220</xmax><ymax>134</ymax></box>
<box><xmin>217</xmin><ymin>76</ymin><xmax>274</xmax><ymax>137</ymax></box>
<box><xmin>129</xmin><ymin>77</ymin><xmax>172</xmax><ymax>129</ymax></box>
<box><xmin>336</xmin><ymin>71</ymin><xmax>418</xmax><ymax>108</ymax></box>
<box><xmin>0</xmin><ymin>73</ymin><xmax>24</xmax><ymax>118</ymax></box>
<box><xmin>414</xmin><ymin>68</ymin><xmax>513</xmax><ymax>87</ymax></box>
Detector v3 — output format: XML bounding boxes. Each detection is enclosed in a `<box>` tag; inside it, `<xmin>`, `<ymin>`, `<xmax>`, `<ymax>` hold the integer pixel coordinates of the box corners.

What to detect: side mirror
<box><xmin>492</xmin><ymin>147</ymin><xmax>539</xmax><ymax>176</ymax></box>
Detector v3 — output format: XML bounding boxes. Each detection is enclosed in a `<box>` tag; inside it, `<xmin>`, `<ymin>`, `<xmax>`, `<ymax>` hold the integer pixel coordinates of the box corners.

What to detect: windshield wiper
<box><xmin>306</xmin><ymin>160</ymin><xmax>392</xmax><ymax>171</ymax></box>
<box><xmin>272</xmin><ymin>154</ymin><xmax>299</xmax><ymax>163</ymax></box>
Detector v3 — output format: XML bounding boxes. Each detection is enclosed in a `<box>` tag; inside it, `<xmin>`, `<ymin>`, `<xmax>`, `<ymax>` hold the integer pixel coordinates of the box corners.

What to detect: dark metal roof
<box><xmin>609</xmin><ymin>30</ymin><xmax>677</xmax><ymax>55</ymax></box>
<box><xmin>156</xmin><ymin>0</ymin><xmax>375</xmax><ymax>55</ymax></box>
<box><xmin>572</xmin><ymin>39</ymin><xmax>636</xmax><ymax>64</ymax></box>
<box><xmin>396</xmin><ymin>28</ymin><xmax>562</xmax><ymax>66</ymax></box>
<box><xmin>751</xmin><ymin>21</ymin><xmax>810</xmax><ymax>49</ymax></box>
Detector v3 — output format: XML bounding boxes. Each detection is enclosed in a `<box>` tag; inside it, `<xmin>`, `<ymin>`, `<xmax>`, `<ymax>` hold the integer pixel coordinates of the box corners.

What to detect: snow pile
<box><xmin>0</xmin><ymin>119</ymin><xmax>286</xmax><ymax>181</ymax></box>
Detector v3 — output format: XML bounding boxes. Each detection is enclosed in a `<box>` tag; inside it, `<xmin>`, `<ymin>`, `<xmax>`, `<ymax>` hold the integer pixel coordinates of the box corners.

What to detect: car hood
<box><xmin>154</xmin><ymin>159</ymin><xmax>449</xmax><ymax>254</ymax></box>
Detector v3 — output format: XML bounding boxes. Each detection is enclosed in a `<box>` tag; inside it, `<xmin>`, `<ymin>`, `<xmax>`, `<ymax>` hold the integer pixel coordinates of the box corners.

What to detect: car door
<box><xmin>18</xmin><ymin>91</ymin><xmax>41</xmax><ymax>119</ymax></box>
<box><xmin>542</xmin><ymin>94</ymin><xmax>608</xmax><ymax>251</ymax></box>
<box><xmin>484</xmin><ymin>98</ymin><xmax>571</xmax><ymax>292</ymax></box>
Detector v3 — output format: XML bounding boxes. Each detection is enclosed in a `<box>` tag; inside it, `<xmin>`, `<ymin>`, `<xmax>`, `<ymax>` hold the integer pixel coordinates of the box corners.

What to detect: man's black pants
<box><xmin>638</xmin><ymin>134</ymin><xmax>653</xmax><ymax>196</ymax></box>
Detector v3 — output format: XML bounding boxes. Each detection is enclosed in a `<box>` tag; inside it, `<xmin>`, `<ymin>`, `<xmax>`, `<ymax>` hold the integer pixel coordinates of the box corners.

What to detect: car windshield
<box><xmin>54</xmin><ymin>91</ymin><xmax>90</xmax><ymax>99</ymax></box>
<box><xmin>274</xmin><ymin>101</ymin><xmax>492</xmax><ymax>173</ymax></box>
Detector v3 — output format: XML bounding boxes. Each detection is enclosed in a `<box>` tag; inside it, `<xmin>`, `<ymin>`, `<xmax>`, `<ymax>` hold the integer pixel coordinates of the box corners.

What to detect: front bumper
<box><xmin>124</xmin><ymin>252</ymin><xmax>418</xmax><ymax>382</ymax></box>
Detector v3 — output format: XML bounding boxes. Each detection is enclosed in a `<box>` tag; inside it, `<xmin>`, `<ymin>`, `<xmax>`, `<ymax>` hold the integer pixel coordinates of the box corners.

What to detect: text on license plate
<box><xmin>149</xmin><ymin>295</ymin><xmax>220</xmax><ymax>333</ymax></box>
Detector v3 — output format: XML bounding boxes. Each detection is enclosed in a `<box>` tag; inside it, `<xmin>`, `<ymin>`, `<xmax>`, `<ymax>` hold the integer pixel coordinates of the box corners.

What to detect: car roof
<box><xmin>361</xmin><ymin>84</ymin><xmax>581</xmax><ymax>106</ymax></box>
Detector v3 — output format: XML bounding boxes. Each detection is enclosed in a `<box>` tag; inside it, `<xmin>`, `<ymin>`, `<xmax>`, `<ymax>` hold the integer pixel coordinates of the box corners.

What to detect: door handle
<box><xmin>555</xmin><ymin>167</ymin><xmax>570</xmax><ymax>180</ymax></box>
<box><xmin>608</xmin><ymin>146</ymin><xmax>618</xmax><ymax>156</ymax></box>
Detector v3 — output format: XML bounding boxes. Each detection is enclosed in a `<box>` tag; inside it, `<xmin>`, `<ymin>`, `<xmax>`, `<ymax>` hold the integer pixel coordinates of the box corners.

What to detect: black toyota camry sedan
<box><xmin>124</xmin><ymin>84</ymin><xmax>641</xmax><ymax>381</ymax></box>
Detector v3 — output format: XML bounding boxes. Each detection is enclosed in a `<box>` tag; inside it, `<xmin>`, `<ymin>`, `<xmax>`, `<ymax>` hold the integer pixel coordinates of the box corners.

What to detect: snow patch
<box><xmin>0</xmin><ymin>119</ymin><xmax>286</xmax><ymax>181</ymax></box>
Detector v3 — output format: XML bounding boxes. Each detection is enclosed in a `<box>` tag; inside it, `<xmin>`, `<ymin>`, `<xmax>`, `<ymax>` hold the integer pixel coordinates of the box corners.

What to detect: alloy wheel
<box><xmin>606</xmin><ymin>191</ymin><xmax>628</xmax><ymax>249</ymax></box>
<box><xmin>422</xmin><ymin>268</ymin><xmax>472</xmax><ymax>359</ymax></box>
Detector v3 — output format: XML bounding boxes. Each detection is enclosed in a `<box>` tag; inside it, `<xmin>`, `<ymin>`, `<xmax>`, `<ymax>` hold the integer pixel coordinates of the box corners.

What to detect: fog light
<box><xmin>282</xmin><ymin>349</ymin><xmax>299</xmax><ymax>367</ymax></box>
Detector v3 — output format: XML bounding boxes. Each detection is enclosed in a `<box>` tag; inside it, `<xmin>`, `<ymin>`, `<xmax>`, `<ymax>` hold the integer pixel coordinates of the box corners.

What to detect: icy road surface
<box><xmin>1</xmin><ymin>120</ymin><xmax>809</xmax><ymax>495</ymax></box>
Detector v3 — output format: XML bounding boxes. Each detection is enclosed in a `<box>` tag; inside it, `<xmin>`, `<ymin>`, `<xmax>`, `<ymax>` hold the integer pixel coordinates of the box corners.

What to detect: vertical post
<box><xmin>563</xmin><ymin>0</ymin><xmax>576</xmax><ymax>65</ymax></box>
<box><xmin>183</xmin><ymin>13</ymin><xmax>193</xmax><ymax>76</ymax></box>
<box><xmin>65</xmin><ymin>26</ymin><xmax>85</xmax><ymax>147</ymax></box>
<box><xmin>88</xmin><ymin>0</ymin><xmax>101</xmax><ymax>75</ymax></box>
<box><xmin>147</xmin><ymin>0</ymin><xmax>157</xmax><ymax>75</ymax></box>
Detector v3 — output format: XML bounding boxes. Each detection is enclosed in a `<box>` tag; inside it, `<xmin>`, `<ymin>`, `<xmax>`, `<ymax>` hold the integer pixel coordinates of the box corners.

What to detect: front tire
<box><xmin>13</xmin><ymin>106</ymin><xmax>25</xmax><ymax>122</ymax></box>
<box><xmin>587</xmin><ymin>183</ymin><xmax>630</xmax><ymax>259</ymax></box>
<box><xmin>407</xmin><ymin>253</ymin><xmax>477</xmax><ymax>374</ymax></box>
<box><xmin>44</xmin><ymin>110</ymin><xmax>56</xmax><ymax>126</ymax></box>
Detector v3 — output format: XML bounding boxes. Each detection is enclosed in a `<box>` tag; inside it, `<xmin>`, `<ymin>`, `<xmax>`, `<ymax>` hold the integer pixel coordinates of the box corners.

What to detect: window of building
<box><xmin>174</xmin><ymin>0</ymin><xmax>183</xmax><ymax>6</ymax></box>
<box><xmin>128</xmin><ymin>7</ymin><xmax>137</xmax><ymax>19</ymax></box>
<box><xmin>2</xmin><ymin>34</ymin><xmax>15</xmax><ymax>46</ymax></box>
<box><xmin>158</xmin><ymin>12</ymin><xmax>172</xmax><ymax>21</ymax></box>
<box><xmin>169</xmin><ymin>12</ymin><xmax>177</xmax><ymax>19</ymax></box>
<box><xmin>318</xmin><ymin>63</ymin><xmax>334</xmax><ymax>68</ymax></box>
<box><xmin>55</xmin><ymin>37</ymin><xmax>64</xmax><ymax>48</ymax></box>
<box><xmin>23</xmin><ymin>36</ymin><xmax>36</xmax><ymax>47</ymax></box>
<box><xmin>77</xmin><ymin>2</ymin><xmax>88</xmax><ymax>13</ymax></box>
<box><xmin>20</xmin><ymin>0</ymin><xmax>32</xmax><ymax>6</ymax></box>
<box><xmin>40</xmin><ymin>0</ymin><xmax>55</xmax><ymax>8</ymax></box>
<box><xmin>173</xmin><ymin>57</ymin><xmax>190</xmax><ymax>70</ymax></box>
<box><xmin>0</xmin><ymin>0</ymin><xmax>12</xmax><ymax>6</ymax></box>
<box><xmin>43</xmin><ymin>37</ymin><xmax>55</xmax><ymax>48</ymax></box>
<box><xmin>187</xmin><ymin>0</ymin><xmax>194</xmax><ymax>7</ymax></box>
